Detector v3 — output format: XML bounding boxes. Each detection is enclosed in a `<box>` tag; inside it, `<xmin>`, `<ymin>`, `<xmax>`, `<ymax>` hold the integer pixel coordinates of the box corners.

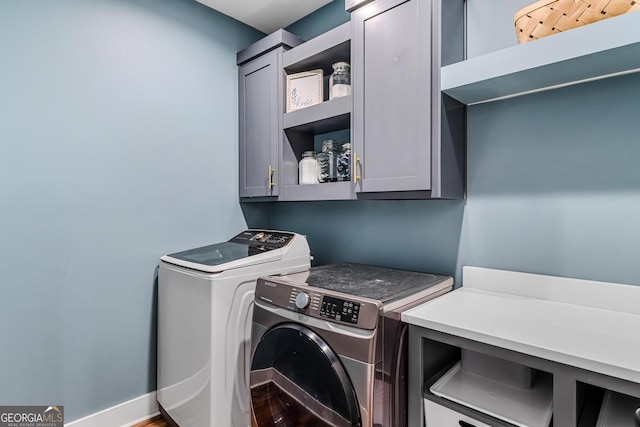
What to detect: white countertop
<box><xmin>402</xmin><ymin>267</ymin><xmax>640</xmax><ymax>384</ymax></box>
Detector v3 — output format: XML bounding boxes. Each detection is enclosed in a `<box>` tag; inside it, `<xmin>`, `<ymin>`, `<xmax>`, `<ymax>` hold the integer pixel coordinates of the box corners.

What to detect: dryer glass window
<box><xmin>250</xmin><ymin>323</ymin><xmax>361</xmax><ymax>427</ymax></box>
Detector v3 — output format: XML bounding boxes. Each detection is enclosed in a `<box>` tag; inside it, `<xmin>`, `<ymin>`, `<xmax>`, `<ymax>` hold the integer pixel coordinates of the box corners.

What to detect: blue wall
<box><xmin>0</xmin><ymin>0</ymin><xmax>263</xmax><ymax>421</ymax></box>
<box><xmin>266</xmin><ymin>200</ymin><xmax>465</xmax><ymax>276</ymax></box>
<box><xmin>258</xmin><ymin>0</ymin><xmax>640</xmax><ymax>288</ymax></box>
<box><xmin>461</xmin><ymin>73</ymin><xmax>640</xmax><ymax>285</ymax></box>
<box><xmin>4</xmin><ymin>0</ymin><xmax>639</xmax><ymax>422</ymax></box>
<box><xmin>461</xmin><ymin>0</ymin><xmax>640</xmax><ymax>284</ymax></box>
<box><xmin>285</xmin><ymin>0</ymin><xmax>350</xmax><ymax>40</ymax></box>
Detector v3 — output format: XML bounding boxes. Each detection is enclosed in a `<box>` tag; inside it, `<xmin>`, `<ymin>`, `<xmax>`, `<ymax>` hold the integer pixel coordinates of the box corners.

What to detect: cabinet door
<box><xmin>238</xmin><ymin>50</ymin><xmax>281</xmax><ymax>198</ymax></box>
<box><xmin>352</xmin><ymin>0</ymin><xmax>432</xmax><ymax>193</ymax></box>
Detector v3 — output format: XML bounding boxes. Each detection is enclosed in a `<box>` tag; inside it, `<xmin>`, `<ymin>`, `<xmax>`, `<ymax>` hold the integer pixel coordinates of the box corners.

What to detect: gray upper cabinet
<box><xmin>237</xmin><ymin>0</ymin><xmax>465</xmax><ymax>202</ymax></box>
<box><xmin>352</xmin><ymin>0</ymin><xmax>432</xmax><ymax>194</ymax></box>
<box><xmin>352</xmin><ymin>0</ymin><xmax>465</xmax><ymax>199</ymax></box>
<box><xmin>237</xmin><ymin>31</ymin><xmax>303</xmax><ymax>200</ymax></box>
<box><xmin>238</xmin><ymin>52</ymin><xmax>280</xmax><ymax>198</ymax></box>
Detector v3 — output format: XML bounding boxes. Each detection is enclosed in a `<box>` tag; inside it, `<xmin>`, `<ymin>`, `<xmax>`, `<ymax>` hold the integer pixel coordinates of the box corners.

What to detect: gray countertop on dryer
<box><xmin>281</xmin><ymin>262</ymin><xmax>452</xmax><ymax>304</ymax></box>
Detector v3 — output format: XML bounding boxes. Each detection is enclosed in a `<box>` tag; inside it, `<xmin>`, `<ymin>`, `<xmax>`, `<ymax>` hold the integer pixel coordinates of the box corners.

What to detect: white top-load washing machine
<box><xmin>157</xmin><ymin>229</ymin><xmax>310</xmax><ymax>427</ymax></box>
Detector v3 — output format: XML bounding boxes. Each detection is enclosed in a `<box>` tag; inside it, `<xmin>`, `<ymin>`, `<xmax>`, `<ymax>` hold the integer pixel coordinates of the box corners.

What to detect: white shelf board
<box><xmin>402</xmin><ymin>267</ymin><xmax>640</xmax><ymax>384</ymax></box>
<box><xmin>430</xmin><ymin>362</ymin><xmax>553</xmax><ymax>427</ymax></box>
<box><xmin>442</xmin><ymin>11</ymin><xmax>640</xmax><ymax>105</ymax></box>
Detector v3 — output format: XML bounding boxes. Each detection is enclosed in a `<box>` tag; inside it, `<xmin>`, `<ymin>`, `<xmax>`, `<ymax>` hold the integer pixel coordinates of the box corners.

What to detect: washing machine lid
<box><xmin>160</xmin><ymin>230</ymin><xmax>302</xmax><ymax>273</ymax></box>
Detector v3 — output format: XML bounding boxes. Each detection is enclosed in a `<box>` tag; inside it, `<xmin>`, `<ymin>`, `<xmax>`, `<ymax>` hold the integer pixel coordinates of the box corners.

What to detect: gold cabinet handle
<box><xmin>353</xmin><ymin>152</ymin><xmax>360</xmax><ymax>184</ymax></box>
<box><xmin>268</xmin><ymin>164</ymin><xmax>276</xmax><ymax>189</ymax></box>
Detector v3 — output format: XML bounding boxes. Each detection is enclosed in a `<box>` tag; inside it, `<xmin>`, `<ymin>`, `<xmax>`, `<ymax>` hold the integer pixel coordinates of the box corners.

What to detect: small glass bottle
<box><xmin>298</xmin><ymin>151</ymin><xmax>318</xmax><ymax>185</ymax></box>
<box><xmin>337</xmin><ymin>143</ymin><xmax>351</xmax><ymax>182</ymax></box>
<box><xmin>329</xmin><ymin>62</ymin><xmax>351</xmax><ymax>100</ymax></box>
<box><xmin>317</xmin><ymin>140</ymin><xmax>340</xmax><ymax>183</ymax></box>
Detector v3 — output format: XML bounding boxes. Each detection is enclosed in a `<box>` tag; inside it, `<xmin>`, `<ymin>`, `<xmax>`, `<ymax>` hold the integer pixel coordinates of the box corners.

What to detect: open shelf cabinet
<box><xmin>281</xmin><ymin>22</ymin><xmax>353</xmax><ymax>201</ymax></box>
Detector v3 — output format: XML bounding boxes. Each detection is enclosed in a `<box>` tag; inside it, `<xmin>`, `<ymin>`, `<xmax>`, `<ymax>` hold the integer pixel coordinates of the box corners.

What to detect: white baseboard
<box><xmin>65</xmin><ymin>391</ymin><xmax>159</xmax><ymax>427</ymax></box>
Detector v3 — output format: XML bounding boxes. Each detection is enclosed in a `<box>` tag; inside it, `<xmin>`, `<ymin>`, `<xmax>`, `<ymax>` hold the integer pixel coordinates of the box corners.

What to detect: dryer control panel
<box><xmin>256</xmin><ymin>278</ymin><xmax>381</xmax><ymax>330</ymax></box>
<box><xmin>320</xmin><ymin>295</ymin><xmax>361</xmax><ymax>324</ymax></box>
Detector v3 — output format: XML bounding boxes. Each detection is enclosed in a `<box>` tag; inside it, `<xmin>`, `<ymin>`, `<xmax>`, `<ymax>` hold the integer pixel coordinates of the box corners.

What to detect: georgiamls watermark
<box><xmin>0</xmin><ymin>406</ymin><xmax>63</xmax><ymax>427</ymax></box>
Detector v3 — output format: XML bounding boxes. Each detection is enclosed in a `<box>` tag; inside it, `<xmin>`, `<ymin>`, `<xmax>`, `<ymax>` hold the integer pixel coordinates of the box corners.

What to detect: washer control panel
<box><xmin>230</xmin><ymin>230</ymin><xmax>294</xmax><ymax>249</ymax></box>
<box><xmin>258</xmin><ymin>278</ymin><xmax>381</xmax><ymax>330</ymax></box>
<box><xmin>320</xmin><ymin>295</ymin><xmax>360</xmax><ymax>324</ymax></box>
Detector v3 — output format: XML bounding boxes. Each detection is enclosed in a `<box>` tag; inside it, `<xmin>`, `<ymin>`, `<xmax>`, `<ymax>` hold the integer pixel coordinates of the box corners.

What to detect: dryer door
<box><xmin>250</xmin><ymin>323</ymin><xmax>361</xmax><ymax>427</ymax></box>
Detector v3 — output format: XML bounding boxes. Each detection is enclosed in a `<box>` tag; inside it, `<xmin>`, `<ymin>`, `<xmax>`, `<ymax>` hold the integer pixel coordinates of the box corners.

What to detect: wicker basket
<box><xmin>514</xmin><ymin>0</ymin><xmax>640</xmax><ymax>43</ymax></box>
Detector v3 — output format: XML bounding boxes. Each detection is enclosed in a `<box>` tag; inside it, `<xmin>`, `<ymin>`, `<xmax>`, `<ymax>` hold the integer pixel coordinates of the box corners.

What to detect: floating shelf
<box><xmin>441</xmin><ymin>11</ymin><xmax>640</xmax><ymax>105</ymax></box>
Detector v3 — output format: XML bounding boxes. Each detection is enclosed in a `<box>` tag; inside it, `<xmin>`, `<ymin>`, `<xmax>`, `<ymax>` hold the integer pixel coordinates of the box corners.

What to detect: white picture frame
<box><xmin>286</xmin><ymin>70</ymin><xmax>323</xmax><ymax>112</ymax></box>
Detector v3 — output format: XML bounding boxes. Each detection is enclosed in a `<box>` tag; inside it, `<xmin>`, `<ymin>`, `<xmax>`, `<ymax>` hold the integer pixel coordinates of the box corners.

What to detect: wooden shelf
<box><xmin>441</xmin><ymin>11</ymin><xmax>640</xmax><ymax>105</ymax></box>
<box><xmin>283</xmin><ymin>95</ymin><xmax>351</xmax><ymax>133</ymax></box>
<box><xmin>282</xmin><ymin>181</ymin><xmax>353</xmax><ymax>201</ymax></box>
<box><xmin>283</xmin><ymin>22</ymin><xmax>351</xmax><ymax>75</ymax></box>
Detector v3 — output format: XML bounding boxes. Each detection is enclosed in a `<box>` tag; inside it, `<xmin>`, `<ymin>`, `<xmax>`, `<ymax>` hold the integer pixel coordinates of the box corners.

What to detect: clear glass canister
<box><xmin>329</xmin><ymin>62</ymin><xmax>351</xmax><ymax>100</ymax></box>
<box><xmin>299</xmin><ymin>151</ymin><xmax>318</xmax><ymax>185</ymax></box>
<box><xmin>337</xmin><ymin>142</ymin><xmax>351</xmax><ymax>182</ymax></box>
<box><xmin>317</xmin><ymin>140</ymin><xmax>340</xmax><ymax>183</ymax></box>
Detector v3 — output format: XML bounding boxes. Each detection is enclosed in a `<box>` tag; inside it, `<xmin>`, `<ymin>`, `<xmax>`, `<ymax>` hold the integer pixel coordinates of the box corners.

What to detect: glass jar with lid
<box><xmin>317</xmin><ymin>140</ymin><xmax>340</xmax><ymax>183</ymax></box>
<box><xmin>329</xmin><ymin>62</ymin><xmax>351</xmax><ymax>100</ymax></box>
<box><xmin>298</xmin><ymin>151</ymin><xmax>318</xmax><ymax>185</ymax></box>
<box><xmin>337</xmin><ymin>143</ymin><xmax>351</xmax><ymax>182</ymax></box>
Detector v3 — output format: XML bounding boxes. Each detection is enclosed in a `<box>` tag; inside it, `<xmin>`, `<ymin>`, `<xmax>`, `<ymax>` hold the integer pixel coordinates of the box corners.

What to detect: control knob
<box><xmin>295</xmin><ymin>292</ymin><xmax>310</xmax><ymax>310</ymax></box>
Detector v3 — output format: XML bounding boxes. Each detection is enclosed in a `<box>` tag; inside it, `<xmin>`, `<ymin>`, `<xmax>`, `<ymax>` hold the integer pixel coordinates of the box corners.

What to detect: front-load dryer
<box><xmin>249</xmin><ymin>263</ymin><xmax>453</xmax><ymax>427</ymax></box>
<box><xmin>157</xmin><ymin>230</ymin><xmax>310</xmax><ymax>427</ymax></box>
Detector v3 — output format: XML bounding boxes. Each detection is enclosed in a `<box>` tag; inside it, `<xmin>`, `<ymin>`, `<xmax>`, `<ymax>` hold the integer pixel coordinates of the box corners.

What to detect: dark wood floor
<box><xmin>132</xmin><ymin>415</ymin><xmax>169</xmax><ymax>427</ymax></box>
